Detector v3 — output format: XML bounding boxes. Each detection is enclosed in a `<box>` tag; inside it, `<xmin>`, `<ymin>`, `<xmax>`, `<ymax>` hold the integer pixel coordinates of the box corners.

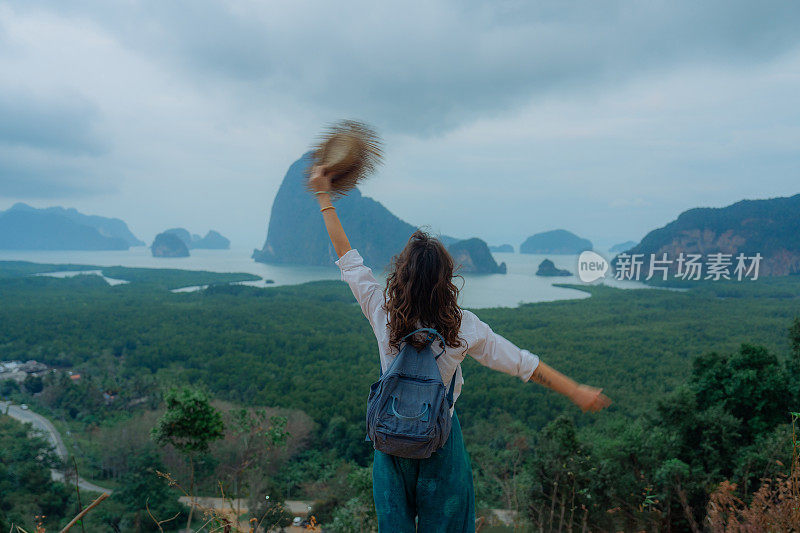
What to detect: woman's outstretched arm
<box><xmin>309</xmin><ymin>164</ymin><xmax>351</xmax><ymax>257</ymax></box>
<box><xmin>463</xmin><ymin>309</ymin><xmax>611</xmax><ymax>413</ymax></box>
<box><xmin>530</xmin><ymin>361</ymin><xmax>611</xmax><ymax>413</ymax></box>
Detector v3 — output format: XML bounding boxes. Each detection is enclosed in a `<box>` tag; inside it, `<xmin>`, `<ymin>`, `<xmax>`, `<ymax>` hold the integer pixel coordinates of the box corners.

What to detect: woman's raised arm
<box><xmin>309</xmin><ymin>164</ymin><xmax>351</xmax><ymax>257</ymax></box>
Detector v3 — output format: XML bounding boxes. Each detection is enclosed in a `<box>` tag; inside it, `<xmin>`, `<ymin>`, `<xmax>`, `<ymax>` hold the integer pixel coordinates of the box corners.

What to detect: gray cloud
<box><xmin>0</xmin><ymin>92</ymin><xmax>109</xmax><ymax>155</ymax></box>
<box><xmin>0</xmin><ymin>148</ymin><xmax>113</xmax><ymax>197</ymax></box>
<box><xmin>0</xmin><ymin>1</ymin><xmax>798</xmax><ymax>247</ymax></box>
<box><xmin>15</xmin><ymin>0</ymin><xmax>800</xmax><ymax>135</ymax></box>
<box><xmin>0</xmin><ymin>88</ymin><xmax>111</xmax><ymax>198</ymax></box>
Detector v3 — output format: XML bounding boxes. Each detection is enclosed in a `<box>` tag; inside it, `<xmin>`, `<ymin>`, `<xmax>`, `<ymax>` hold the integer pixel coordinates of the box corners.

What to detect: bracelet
<box><xmin>314</xmin><ymin>190</ymin><xmax>332</xmax><ymax>196</ymax></box>
<box><xmin>320</xmin><ymin>205</ymin><xmax>335</xmax><ymax>213</ymax></box>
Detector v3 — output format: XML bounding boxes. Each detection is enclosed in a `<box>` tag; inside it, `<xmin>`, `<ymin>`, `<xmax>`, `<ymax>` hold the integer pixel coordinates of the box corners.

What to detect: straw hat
<box><xmin>307</xmin><ymin>120</ymin><xmax>383</xmax><ymax>198</ymax></box>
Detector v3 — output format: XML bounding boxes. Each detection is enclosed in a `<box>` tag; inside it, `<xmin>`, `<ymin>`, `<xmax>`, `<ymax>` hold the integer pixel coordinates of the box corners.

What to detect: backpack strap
<box><xmin>377</xmin><ymin>327</ymin><xmax>447</xmax><ymax>379</ymax></box>
<box><xmin>402</xmin><ymin>328</ymin><xmax>457</xmax><ymax>407</ymax></box>
<box><xmin>446</xmin><ymin>371</ymin><xmax>457</xmax><ymax>408</ymax></box>
<box><xmin>400</xmin><ymin>327</ymin><xmax>446</xmax><ymax>358</ymax></box>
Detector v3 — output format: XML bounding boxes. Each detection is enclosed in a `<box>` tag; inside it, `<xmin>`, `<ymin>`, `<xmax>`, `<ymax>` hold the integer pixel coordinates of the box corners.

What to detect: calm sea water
<box><xmin>0</xmin><ymin>247</ymin><xmax>649</xmax><ymax>309</ymax></box>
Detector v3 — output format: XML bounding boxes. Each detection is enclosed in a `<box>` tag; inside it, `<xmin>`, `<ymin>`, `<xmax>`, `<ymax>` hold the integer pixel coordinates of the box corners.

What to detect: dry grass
<box><xmin>152</xmin><ymin>470</ymin><xmax>291</xmax><ymax>532</ymax></box>
<box><xmin>706</xmin><ymin>413</ymin><xmax>800</xmax><ymax>531</ymax></box>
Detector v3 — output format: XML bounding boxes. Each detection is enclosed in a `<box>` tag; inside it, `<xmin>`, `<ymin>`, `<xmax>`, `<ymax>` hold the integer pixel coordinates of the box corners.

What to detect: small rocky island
<box><xmin>489</xmin><ymin>244</ymin><xmax>514</xmax><ymax>253</ymax></box>
<box><xmin>448</xmin><ymin>238</ymin><xmax>507</xmax><ymax>274</ymax></box>
<box><xmin>164</xmin><ymin>228</ymin><xmax>231</xmax><ymax>249</ymax></box>
<box><xmin>536</xmin><ymin>259</ymin><xmax>572</xmax><ymax>277</ymax></box>
<box><xmin>194</xmin><ymin>230</ymin><xmax>230</xmax><ymax>249</ymax></box>
<box><xmin>151</xmin><ymin>232</ymin><xmax>190</xmax><ymax>257</ymax></box>
<box><xmin>521</xmin><ymin>229</ymin><xmax>593</xmax><ymax>255</ymax></box>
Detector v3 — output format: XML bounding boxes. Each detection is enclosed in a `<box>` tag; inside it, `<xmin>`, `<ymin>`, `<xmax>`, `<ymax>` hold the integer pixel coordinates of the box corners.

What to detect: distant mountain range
<box><xmin>0</xmin><ymin>203</ymin><xmax>143</xmax><ymax>250</ymax></box>
<box><xmin>490</xmin><ymin>244</ymin><xmax>514</xmax><ymax>253</ymax></box>
<box><xmin>621</xmin><ymin>193</ymin><xmax>800</xmax><ymax>277</ymax></box>
<box><xmin>520</xmin><ymin>229</ymin><xmax>593</xmax><ymax>255</ymax></box>
<box><xmin>253</xmin><ymin>152</ymin><xmax>505</xmax><ymax>274</ymax></box>
<box><xmin>164</xmin><ymin>228</ymin><xmax>230</xmax><ymax>249</ymax></box>
<box><xmin>609</xmin><ymin>240</ymin><xmax>637</xmax><ymax>253</ymax></box>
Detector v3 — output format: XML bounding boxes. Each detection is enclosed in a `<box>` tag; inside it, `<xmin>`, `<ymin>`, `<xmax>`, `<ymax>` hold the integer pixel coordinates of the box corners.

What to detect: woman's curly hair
<box><xmin>383</xmin><ymin>229</ymin><xmax>465</xmax><ymax>353</ymax></box>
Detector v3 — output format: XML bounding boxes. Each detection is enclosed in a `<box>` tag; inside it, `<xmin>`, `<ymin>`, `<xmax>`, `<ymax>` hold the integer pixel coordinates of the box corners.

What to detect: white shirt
<box><xmin>335</xmin><ymin>248</ymin><xmax>540</xmax><ymax>412</ymax></box>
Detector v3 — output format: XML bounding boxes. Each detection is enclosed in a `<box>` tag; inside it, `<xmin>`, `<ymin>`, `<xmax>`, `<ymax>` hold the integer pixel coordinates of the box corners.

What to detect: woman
<box><xmin>309</xmin><ymin>164</ymin><xmax>611</xmax><ymax>532</ymax></box>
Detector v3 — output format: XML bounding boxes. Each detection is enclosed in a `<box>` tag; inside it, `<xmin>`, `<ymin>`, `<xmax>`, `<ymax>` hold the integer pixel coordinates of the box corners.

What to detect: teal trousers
<box><xmin>372</xmin><ymin>411</ymin><xmax>476</xmax><ymax>532</ymax></box>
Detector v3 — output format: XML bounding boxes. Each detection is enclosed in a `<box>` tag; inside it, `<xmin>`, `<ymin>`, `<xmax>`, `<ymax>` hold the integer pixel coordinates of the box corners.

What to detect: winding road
<box><xmin>1</xmin><ymin>400</ymin><xmax>112</xmax><ymax>494</ymax></box>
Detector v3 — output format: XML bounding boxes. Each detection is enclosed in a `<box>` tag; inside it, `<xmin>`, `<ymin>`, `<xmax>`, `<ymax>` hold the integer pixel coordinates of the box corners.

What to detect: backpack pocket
<box><xmin>389</xmin><ymin>397</ymin><xmax>429</xmax><ymax>422</ymax></box>
<box><xmin>373</xmin><ymin>427</ymin><xmax>438</xmax><ymax>459</ymax></box>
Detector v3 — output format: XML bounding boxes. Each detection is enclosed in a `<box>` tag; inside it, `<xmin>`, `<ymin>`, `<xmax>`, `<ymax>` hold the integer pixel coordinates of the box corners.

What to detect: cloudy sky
<box><xmin>1</xmin><ymin>1</ymin><xmax>798</xmax><ymax>250</ymax></box>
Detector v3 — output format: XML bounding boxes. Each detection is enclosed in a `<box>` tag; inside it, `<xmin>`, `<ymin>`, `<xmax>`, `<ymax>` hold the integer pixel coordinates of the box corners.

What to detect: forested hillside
<box><xmin>0</xmin><ymin>263</ymin><xmax>798</xmax><ymax>530</ymax></box>
<box><xmin>622</xmin><ymin>193</ymin><xmax>800</xmax><ymax>277</ymax></box>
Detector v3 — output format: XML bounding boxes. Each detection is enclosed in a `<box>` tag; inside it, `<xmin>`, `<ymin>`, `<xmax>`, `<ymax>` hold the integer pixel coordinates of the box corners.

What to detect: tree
<box><xmin>789</xmin><ymin>316</ymin><xmax>800</xmax><ymax>359</ymax></box>
<box><xmin>0</xmin><ymin>417</ymin><xmax>72</xmax><ymax>530</ymax></box>
<box><xmin>691</xmin><ymin>344</ymin><xmax>789</xmax><ymax>441</ymax></box>
<box><xmin>651</xmin><ymin>342</ymin><xmax>793</xmax><ymax>529</ymax></box>
<box><xmin>788</xmin><ymin>316</ymin><xmax>800</xmax><ymax>404</ymax></box>
<box><xmin>327</xmin><ymin>466</ymin><xmax>376</xmax><ymax>533</ymax></box>
<box><xmin>467</xmin><ymin>413</ymin><xmax>534</xmax><ymax>520</ymax></box>
<box><xmin>23</xmin><ymin>374</ymin><xmax>43</xmax><ymax>394</ymax></box>
<box><xmin>0</xmin><ymin>379</ymin><xmax>19</xmax><ymax>398</ymax></box>
<box><xmin>117</xmin><ymin>448</ymin><xmax>185</xmax><ymax>531</ymax></box>
<box><xmin>151</xmin><ymin>386</ymin><xmax>224</xmax><ymax>531</ymax></box>
<box><xmin>526</xmin><ymin>415</ymin><xmax>595</xmax><ymax>532</ymax></box>
<box><xmin>226</xmin><ymin>408</ymin><xmax>289</xmax><ymax>517</ymax></box>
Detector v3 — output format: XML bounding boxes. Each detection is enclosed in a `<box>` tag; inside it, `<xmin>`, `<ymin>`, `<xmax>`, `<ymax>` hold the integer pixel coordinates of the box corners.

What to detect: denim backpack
<box><xmin>365</xmin><ymin>327</ymin><xmax>456</xmax><ymax>459</ymax></box>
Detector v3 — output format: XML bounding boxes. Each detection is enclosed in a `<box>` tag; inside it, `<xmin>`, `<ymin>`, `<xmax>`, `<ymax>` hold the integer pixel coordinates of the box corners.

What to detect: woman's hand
<box><xmin>530</xmin><ymin>362</ymin><xmax>611</xmax><ymax>413</ymax></box>
<box><xmin>570</xmin><ymin>384</ymin><xmax>612</xmax><ymax>413</ymax></box>
<box><xmin>309</xmin><ymin>164</ymin><xmax>333</xmax><ymax>193</ymax></box>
